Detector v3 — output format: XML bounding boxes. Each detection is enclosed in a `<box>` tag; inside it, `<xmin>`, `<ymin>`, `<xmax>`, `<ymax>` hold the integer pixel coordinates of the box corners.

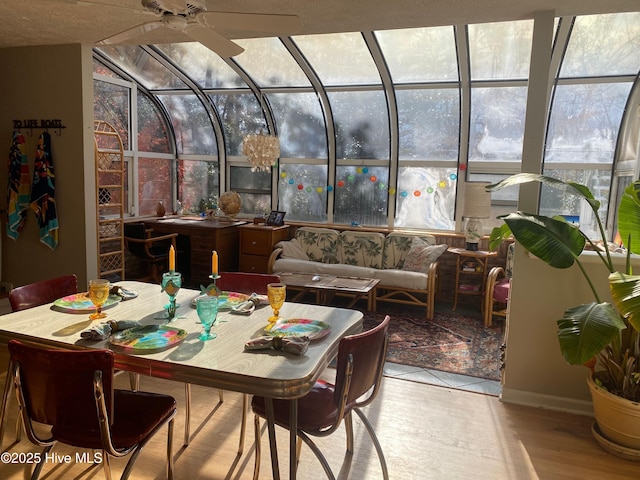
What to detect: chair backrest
<box><xmin>505</xmin><ymin>242</ymin><xmax>515</xmax><ymax>279</ymax></box>
<box><xmin>8</xmin><ymin>340</ymin><xmax>114</xmax><ymax>428</ymax></box>
<box><xmin>9</xmin><ymin>274</ymin><xmax>78</xmax><ymax>312</ymax></box>
<box><xmin>217</xmin><ymin>272</ymin><xmax>281</xmax><ymax>295</ymax></box>
<box><xmin>334</xmin><ymin>315</ymin><xmax>390</xmax><ymax>408</ymax></box>
<box><xmin>124</xmin><ymin>222</ymin><xmax>150</xmax><ymax>258</ymax></box>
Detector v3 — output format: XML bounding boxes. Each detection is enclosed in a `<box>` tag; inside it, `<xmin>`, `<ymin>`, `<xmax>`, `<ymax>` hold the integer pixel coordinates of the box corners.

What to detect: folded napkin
<box><xmin>231</xmin><ymin>293</ymin><xmax>268</xmax><ymax>315</ymax></box>
<box><xmin>244</xmin><ymin>335</ymin><xmax>310</xmax><ymax>355</ymax></box>
<box><xmin>110</xmin><ymin>286</ymin><xmax>138</xmax><ymax>301</ymax></box>
<box><xmin>80</xmin><ymin>320</ymin><xmax>141</xmax><ymax>341</ymax></box>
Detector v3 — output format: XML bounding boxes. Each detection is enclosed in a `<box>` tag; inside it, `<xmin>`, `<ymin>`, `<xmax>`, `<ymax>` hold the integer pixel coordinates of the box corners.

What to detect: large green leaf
<box><xmin>557</xmin><ymin>303</ymin><xmax>626</xmax><ymax>365</ymax></box>
<box><xmin>617</xmin><ymin>181</ymin><xmax>640</xmax><ymax>256</ymax></box>
<box><xmin>488</xmin><ymin>222</ymin><xmax>512</xmax><ymax>251</ymax></box>
<box><xmin>486</xmin><ymin>173</ymin><xmax>600</xmax><ymax>211</ymax></box>
<box><xmin>499</xmin><ymin>212</ymin><xmax>585</xmax><ymax>268</ymax></box>
<box><xmin>609</xmin><ymin>271</ymin><xmax>640</xmax><ymax>331</ymax></box>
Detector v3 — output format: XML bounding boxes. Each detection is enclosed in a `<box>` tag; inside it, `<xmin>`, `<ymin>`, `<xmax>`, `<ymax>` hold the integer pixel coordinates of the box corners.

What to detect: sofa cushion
<box><xmin>273</xmin><ymin>258</ymin><xmax>378</xmax><ymax>279</ymax></box>
<box><xmin>403</xmin><ymin>239</ymin><xmax>448</xmax><ymax>273</ymax></box>
<box><xmin>295</xmin><ymin>227</ymin><xmax>341</xmax><ymax>264</ymax></box>
<box><xmin>272</xmin><ymin>258</ymin><xmax>429</xmax><ymax>290</ymax></box>
<box><xmin>373</xmin><ymin>268</ymin><xmax>429</xmax><ymax>290</ymax></box>
<box><xmin>493</xmin><ymin>278</ymin><xmax>511</xmax><ymax>303</ymax></box>
<box><xmin>339</xmin><ymin>231</ymin><xmax>385</xmax><ymax>268</ymax></box>
<box><xmin>382</xmin><ymin>232</ymin><xmax>437</xmax><ymax>269</ymax></box>
<box><xmin>276</xmin><ymin>238</ymin><xmax>309</xmax><ymax>260</ymax></box>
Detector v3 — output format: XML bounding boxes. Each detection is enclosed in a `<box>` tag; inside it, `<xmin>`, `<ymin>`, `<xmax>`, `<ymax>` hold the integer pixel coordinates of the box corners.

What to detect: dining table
<box><xmin>0</xmin><ymin>280</ymin><xmax>364</xmax><ymax>480</ymax></box>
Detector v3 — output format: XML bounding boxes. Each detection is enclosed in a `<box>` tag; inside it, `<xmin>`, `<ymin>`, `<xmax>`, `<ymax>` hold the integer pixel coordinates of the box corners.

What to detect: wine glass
<box><xmin>88</xmin><ymin>279</ymin><xmax>110</xmax><ymax>320</ymax></box>
<box><xmin>161</xmin><ymin>271</ymin><xmax>182</xmax><ymax>320</ymax></box>
<box><xmin>266</xmin><ymin>283</ymin><xmax>286</xmax><ymax>325</ymax></box>
<box><xmin>196</xmin><ymin>295</ymin><xmax>219</xmax><ymax>341</ymax></box>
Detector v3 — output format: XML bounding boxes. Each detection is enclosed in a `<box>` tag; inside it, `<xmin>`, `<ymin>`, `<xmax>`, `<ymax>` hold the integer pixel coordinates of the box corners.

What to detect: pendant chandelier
<box><xmin>242</xmin><ymin>131</ymin><xmax>280</xmax><ymax>172</ymax></box>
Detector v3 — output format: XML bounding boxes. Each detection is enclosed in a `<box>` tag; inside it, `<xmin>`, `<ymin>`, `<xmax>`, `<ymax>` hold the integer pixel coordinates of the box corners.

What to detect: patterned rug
<box><xmin>363</xmin><ymin>305</ymin><xmax>504</xmax><ymax>381</ymax></box>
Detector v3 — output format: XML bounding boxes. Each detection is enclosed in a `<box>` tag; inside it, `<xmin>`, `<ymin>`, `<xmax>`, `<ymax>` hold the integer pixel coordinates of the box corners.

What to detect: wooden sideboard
<box><xmin>145</xmin><ymin>217</ymin><xmax>247</xmax><ymax>286</ymax></box>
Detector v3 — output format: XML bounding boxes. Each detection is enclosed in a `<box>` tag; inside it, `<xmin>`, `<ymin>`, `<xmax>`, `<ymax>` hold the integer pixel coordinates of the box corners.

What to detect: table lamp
<box><xmin>462</xmin><ymin>182</ymin><xmax>491</xmax><ymax>251</ymax></box>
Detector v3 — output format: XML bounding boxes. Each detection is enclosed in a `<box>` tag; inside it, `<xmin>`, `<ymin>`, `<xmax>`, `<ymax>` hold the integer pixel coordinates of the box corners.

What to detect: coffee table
<box><xmin>278</xmin><ymin>272</ymin><xmax>379</xmax><ymax>310</ymax></box>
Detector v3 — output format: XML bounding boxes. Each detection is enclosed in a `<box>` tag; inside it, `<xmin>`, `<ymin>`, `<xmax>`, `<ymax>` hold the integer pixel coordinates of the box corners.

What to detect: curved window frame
<box><xmin>92</xmin><ymin>12</ymin><xmax>640</xmax><ymax>239</ymax></box>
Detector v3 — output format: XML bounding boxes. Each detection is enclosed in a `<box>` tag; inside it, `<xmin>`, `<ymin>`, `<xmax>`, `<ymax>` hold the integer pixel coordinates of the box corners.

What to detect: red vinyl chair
<box><xmin>484</xmin><ymin>243</ymin><xmax>515</xmax><ymax>327</ymax></box>
<box><xmin>251</xmin><ymin>315</ymin><xmax>391</xmax><ymax>480</ymax></box>
<box><xmin>7</xmin><ymin>340</ymin><xmax>176</xmax><ymax>480</ymax></box>
<box><xmin>8</xmin><ymin>274</ymin><xmax>78</xmax><ymax>312</ymax></box>
<box><xmin>1</xmin><ymin>274</ymin><xmax>79</xmax><ymax>446</ymax></box>
<box><xmin>216</xmin><ymin>272</ymin><xmax>281</xmax><ymax>295</ymax></box>
<box><xmin>182</xmin><ymin>272</ymin><xmax>281</xmax><ymax>449</ymax></box>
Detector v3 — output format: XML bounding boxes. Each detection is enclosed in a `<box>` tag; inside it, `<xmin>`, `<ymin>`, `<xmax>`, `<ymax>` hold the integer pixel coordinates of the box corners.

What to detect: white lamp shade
<box><xmin>462</xmin><ymin>182</ymin><xmax>491</xmax><ymax>219</ymax></box>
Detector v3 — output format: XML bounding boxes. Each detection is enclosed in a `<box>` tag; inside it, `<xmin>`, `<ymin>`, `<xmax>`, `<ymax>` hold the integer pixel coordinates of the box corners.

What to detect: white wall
<box><xmin>0</xmin><ymin>44</ymin><xmax>97</xmax><ymax>290</ymax></box>
<box><xmin>501</xmin><ymin>249</ymin><xmax>635</xmax><ymax>414</ymax></box>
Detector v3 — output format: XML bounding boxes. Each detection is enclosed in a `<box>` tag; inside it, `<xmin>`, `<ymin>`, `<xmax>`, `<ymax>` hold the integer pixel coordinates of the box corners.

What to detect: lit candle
<box><xmin>212</xmin><ymin>250</ymin><xmax>218</xmax><ymax>275</ymax></box>
<box><xmin>169</xmin><ymin>245</ymin><xmax>175</xmax><ymax>272</ymax></box>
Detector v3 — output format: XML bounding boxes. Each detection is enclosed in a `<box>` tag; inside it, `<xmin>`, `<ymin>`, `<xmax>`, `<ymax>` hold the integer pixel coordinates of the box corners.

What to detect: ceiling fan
<box><xmin>95</xmin><ymin>0</ymin><xmax>302</xmax><ymax>57</ymax></box>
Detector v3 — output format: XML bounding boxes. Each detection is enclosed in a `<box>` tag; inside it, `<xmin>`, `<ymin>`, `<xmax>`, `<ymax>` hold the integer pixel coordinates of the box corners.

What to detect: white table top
<box><xmin>0</xmin><ymin>281</ymin><xmax>363</xmax><ymax>399</ymax></box>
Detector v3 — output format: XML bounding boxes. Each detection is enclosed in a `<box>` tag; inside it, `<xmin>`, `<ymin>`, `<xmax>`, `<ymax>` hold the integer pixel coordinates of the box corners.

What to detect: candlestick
<box><xmin>169</xmin><ymin>245</ymin><xmax>175</xmax><ymax>272</ymax></box>
<box><xmin>212</xmin><ymin>250</ymin><xmax>218</xmax><ymax>275</ymax></box>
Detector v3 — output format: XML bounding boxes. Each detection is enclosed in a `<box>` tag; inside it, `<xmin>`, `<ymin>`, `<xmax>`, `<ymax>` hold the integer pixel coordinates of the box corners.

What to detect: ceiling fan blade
<box><xmin>52</xmin><ymin>0</ymin><xmax>155</xmax><ymax>14</ymax></box>
<box><xmin>201</xmin><ymin>12</ymin><xmax>302</xmax><ymax>34</ymax></box>
<box><xmin>185</xmin><ymin>25</ymin><xmax>244</xmax><ymax>57</ymax></box>
<box><xmin>96</xmin><ymin>21</ymin><xmax>163</xmax><ymax>46</ymax></box>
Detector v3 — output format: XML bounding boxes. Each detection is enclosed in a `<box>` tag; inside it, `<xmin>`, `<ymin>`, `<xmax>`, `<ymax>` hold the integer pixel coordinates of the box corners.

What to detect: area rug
<box><xmin>362</xmin><ymin>306</ymin><xmax>504</xmax><ymax>381</ymax></box>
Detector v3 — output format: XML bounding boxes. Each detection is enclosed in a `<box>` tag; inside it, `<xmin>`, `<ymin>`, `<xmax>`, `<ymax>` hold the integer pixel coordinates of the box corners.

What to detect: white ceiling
<box><xmin>0</xmin><ymin>0</ymin><xmax>638</xmax><ymax>50</ymax></box>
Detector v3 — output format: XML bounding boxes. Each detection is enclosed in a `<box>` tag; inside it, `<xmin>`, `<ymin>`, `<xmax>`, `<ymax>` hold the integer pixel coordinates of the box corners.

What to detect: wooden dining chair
<box><xmin>123</xmin><ymin>222</ymin><xmax>178</xmax><ymax>284</ymax></box>
<box><xmin>183</xmin><ymin>272</ymin><xmax>280</xmax><ymax>451</ymax></box>
<box><xmin>8</xmin><ymin>273</ymin><xmax>78</xmax><ymax>312</ymax></box>
<box><xmin>251</xmin><ymin>314</ymin><xmax>390</xmax><ymax>480</ymax></box>
<box><xmin>7</xmin><ymin>339</ymin><xmax>176</xmax><ymax>480</ymax></box>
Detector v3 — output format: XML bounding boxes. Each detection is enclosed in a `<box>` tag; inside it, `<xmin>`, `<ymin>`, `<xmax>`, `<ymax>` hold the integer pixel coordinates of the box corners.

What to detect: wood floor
<box><xmin>0</xmin><ymin>370</ymin><xmax>638</xmax><ymax>480</ymax></box>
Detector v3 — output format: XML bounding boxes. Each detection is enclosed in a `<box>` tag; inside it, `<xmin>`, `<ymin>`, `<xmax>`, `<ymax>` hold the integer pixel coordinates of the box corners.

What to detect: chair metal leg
<box><xmin>101</xmin><ymin>450</ymin><xmax>113</xmax><ymax>480</ymax></box>
<box><xmin>353</xmin><ymin>407</ymin><xmax>389</xmax><ymax>480</ymax></box>
<box><xmin>0</xmin><ymin>361</ymin><xmax>14</xmax><ymax>446</ymax></box>
<box><xmin>252</xmin><ymin>414</ymin><xmax>261</xmax><ymax>480</ymax></box>
<box><xmin>184</xmin><ymin>383</ymin><xmax>191</xmax><ymax>446</ymax></box>
<box><xmin>31</xmin><ymin>443</ymin><xmax>54</xmax><ymax>480</ymax></box>
<box><xmin>183</xmin><ymin>384</ymin><xmax>228</xmax><ymax>447</ymax></box>
<box><xmin>264</xmin><ymin>399</ymin><xmax>281</xmax><ymax>480</ymax></box>
<box><xmin>296</xmin><ymin>431</ymin><xmax>336</xmax><ymax>480</ymax></box>
<box><xmin>129</xmin><ymin>372</ymin><xmax>139</xmax><ymax>391</ymax></box>
<box><xmin>344</xmin><ymin>411</ymin><xmax>354</xmax><ymax>454</ymax></box>
<box><xmin>120</xmin><ymin>416</ymin><xmax>174</xmax><ymax>480</ymax></box>
<box><xmin>167</xmin><ymin>418</ymin><xmax>175</xmax><ymax>480</ymax></box>
<box><xmin>237</xmin><ymin>394</ymin><xmax>248</xmax><ymax>456</ymax></box>
<box><xmin>14</xmin><ymin>416</ymin><xmax>21</xmax><ymax>442</ymax></box>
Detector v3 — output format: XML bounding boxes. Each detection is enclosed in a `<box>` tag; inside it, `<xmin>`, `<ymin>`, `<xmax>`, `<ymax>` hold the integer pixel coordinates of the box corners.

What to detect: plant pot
<box><xmin>587</xmin><ymin>374</ymin><xmax>640</xmax><ymax>451</ymax></box>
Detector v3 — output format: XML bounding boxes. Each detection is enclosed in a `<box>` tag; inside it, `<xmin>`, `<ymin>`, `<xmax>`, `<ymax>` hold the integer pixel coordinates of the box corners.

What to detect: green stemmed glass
<box><xmin>161</xmin><ymin>271</ymin><xmax>182</xmax><ymax>320</ymax></box>
<box><xmin>196</xmin><ymin>295</ymin><xmax>219</xmax><ymax>341</ymax></box>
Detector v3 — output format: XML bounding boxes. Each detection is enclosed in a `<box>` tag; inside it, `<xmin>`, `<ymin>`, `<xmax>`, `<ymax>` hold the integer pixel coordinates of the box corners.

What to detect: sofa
<box><xmin>267</xmin><ymin>227</ymin><xmax>448</xmax><ymax>319</ymax></box>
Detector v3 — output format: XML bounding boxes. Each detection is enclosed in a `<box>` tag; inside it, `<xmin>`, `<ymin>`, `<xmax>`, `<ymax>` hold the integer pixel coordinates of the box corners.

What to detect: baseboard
<box><xmin>500</xmin><ymin>387</ymin><xmax>594</xmax><ymax>416</ymax></box>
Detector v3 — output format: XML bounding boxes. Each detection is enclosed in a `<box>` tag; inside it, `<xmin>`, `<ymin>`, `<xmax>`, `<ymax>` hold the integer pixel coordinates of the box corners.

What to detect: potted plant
<box><xmin>487</xmin><ymin>173</ymin><xmax>640</xmax><ymax>454</ymax></box>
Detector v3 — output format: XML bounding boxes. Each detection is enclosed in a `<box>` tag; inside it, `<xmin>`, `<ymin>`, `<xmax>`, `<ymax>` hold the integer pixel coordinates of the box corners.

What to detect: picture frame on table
<box><xmin>266</xmin><ymin>210</ymin><xmax>286</xmax><ymax>227</ymax></box>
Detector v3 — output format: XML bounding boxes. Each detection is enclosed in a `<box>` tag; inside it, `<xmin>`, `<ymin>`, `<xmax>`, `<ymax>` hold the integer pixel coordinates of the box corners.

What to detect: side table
<box><xmin>239</xmin><ymin>224</ymin><xmax>290</xmax><ymax>273</ymax></box>
<box><xmin>449</xmin><ymin>247</ymin><xmax>497</xmax><ymax>312</ymax></box>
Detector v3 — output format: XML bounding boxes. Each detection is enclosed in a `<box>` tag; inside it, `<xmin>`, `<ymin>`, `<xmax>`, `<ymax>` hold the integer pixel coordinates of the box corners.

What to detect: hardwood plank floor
<box><xmin>0</xmin><ymin>369</ymin><xmax>638</xmax><ymax>479</ymax></box>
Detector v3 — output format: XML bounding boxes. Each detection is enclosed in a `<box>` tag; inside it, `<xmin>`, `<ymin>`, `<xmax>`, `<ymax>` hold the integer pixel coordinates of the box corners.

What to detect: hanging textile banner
<box><xmin>30</xmin><ymin>131</ymin><xmax>58</xmax><ymax>250</ymax></box>
<box><xmin>7</xmin><ymin>131</ymin><xmax>31</xmax><ymax>240</ymax></box>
